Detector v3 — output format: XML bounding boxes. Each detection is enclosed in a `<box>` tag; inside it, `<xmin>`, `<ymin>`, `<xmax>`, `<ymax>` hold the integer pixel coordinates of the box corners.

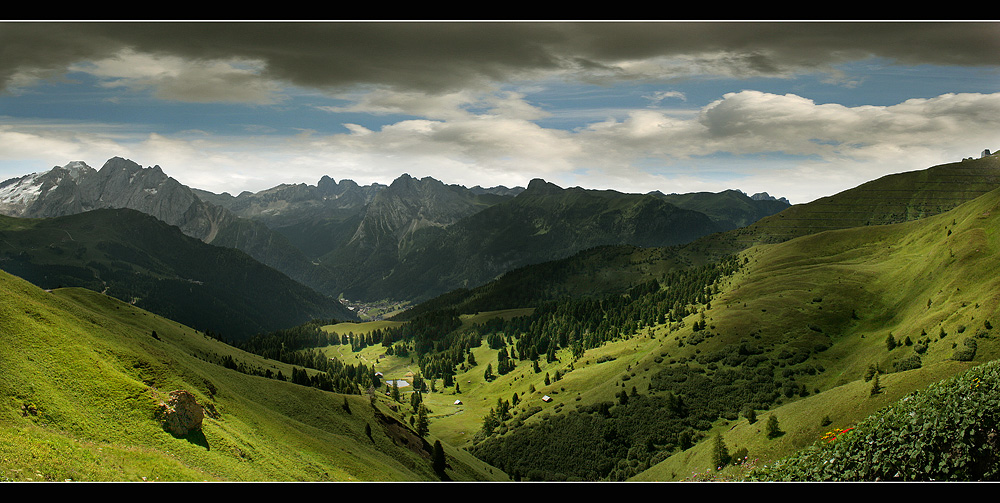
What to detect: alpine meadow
<box><xmin>2</xmin><ymin>21</ymin><xmax>1000</xmax><ymax>483</ymax></box>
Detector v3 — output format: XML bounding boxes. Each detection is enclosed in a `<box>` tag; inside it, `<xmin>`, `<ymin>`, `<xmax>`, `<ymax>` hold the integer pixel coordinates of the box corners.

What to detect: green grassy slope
<box><xmin>697</xmin><ymin>154</ymin><xmax>1000</xmax><ymax>259</ymax></box>
<box><xmin>632</xmin><ymin>183</ymin><xmax>1000</xmax><ymax>481</ymax></box>
<box><xmin>0</xmin><ymin>270</ymin><xmax>504</xmax><ymax>482</ymax></box>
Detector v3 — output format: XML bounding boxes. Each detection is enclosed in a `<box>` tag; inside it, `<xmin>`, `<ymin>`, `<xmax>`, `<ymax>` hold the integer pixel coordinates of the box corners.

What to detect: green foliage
<box><xmin>416</xmin><ymin>404</ymin><xmax>429</xmax><ymax>437</ymax></box>
<box><xmin>892</xmin><ymin>354</ymin><xmax>922</xmax><ymax>372</ymax></box>
<box><xmin>748</xmin><ymin>360</ymin><xmax>1000</xmax><ymax>481</ymax></box>
<box><xmin>953</xmin><ymin>338</ymin><xmax>978</xmax><ymax>362</ymax></box>
<box><xmin>471</xmin><ymin>391</ymin><xmax>701</xmax><ymax>481</ymax></box>
<box><xmin>711</xmin><ymin>434</ymin><xmax>731</xmax><ymax>470</ymax></box>
<box><xmin>885</xmin><ymin>334</ymin><xmax>897</xmax><ymax>351</ymax></box>
<box><xmin>870</xmin><ymin>373</ymin><xmax>883</xmax><ymax>396</ymax></box>
<box><xmin>238</xmin><ymin>320</ymin><xmax>377</xmax><ymax>394</ymax></box>
<box><xmin>432</xmin><ymin>440</ymin><xmax>447</xmax><ymax>478</ymax></box>
<box><xmin>864</xmin><ymin>364</ymin><xmax>878</xmax><ymax>382</ymax></box>
<box><xmin>766</xmin><ymin>415</ymin><xmax>783</xmax><ymax>439</ymax></box>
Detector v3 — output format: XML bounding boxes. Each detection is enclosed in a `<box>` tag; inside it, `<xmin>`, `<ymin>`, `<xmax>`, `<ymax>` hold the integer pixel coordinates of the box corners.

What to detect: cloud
<box><xmin>3</xmin><ymin>22</ymin><xmax>998</xmax><ymax>99</ymax></box>
<box><xmin>68</xmin><ymin>49</ymin><xmax>283</xmax><ymax>104</ymax></box>
<box><xmin>645</xmin><ymin>90</ymin><xmax>686</xmax><ymax>106</ymax></box>
<box><xmin>577</xmin><ymin>90</ymin><xmax>1000</xmax><ymax>160</ymax></box>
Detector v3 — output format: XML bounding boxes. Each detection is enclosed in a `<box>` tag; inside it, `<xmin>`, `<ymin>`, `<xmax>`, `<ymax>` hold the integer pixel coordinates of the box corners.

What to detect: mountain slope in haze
<box><xmin>192</xmin><ymin>172</ymin><xmax>785</xmax><ymax>304</ymax></box>
<box><xmin>0</xmin><ymin>157</ymin><xmax>344</xmax><ymax>297</ymax></box>
<box><xmin>0</xmin><ymin>270</ymin><xmax>504</xmax><ymax>482</ymax></box>
<box><xmin>195</xmin><ymin>174</ymin><xmax>522</xmax><ymax>263</ymax></box>
<box><xmin>192</xmin><ymin>177</ymin><xmax>387</xmax><ymax>260</ymax></box>
<box><xmin>330</xmin><ymin>178</ymin><xmax>738</xmax><ymax>302</ymax></box>
<box><xmin>0</xmin><ymin>208</ymin><xmax>357</xmax><ymax>341</ymax></box>
<box><xmin>654</xmin><ymin>189</ymin><xmax>791</xmax><ymax>231</ymax></box>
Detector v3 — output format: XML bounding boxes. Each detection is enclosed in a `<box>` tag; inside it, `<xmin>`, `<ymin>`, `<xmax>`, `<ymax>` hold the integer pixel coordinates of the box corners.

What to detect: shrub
<box><xmin>746</xmin><ymin>359</ymin><xmax>1000</xmax><ymax>481</ymax></box>
<box><xmin>953</xmin><ymin>338</ymin><xmax>978</xmax><ymax>362</ymax></box>
<box><xmin>711</xmin><ymin>434</ymin><xmax>731</xmax><ymax>470</ymax></box>
<box><xmin>863</xmin><ymin>364</ymin><xmax>878</xmax><ymax>382</ymax></box>
<box><xmin>766</xmin><ymin>415</ymin><xmax>783</xmax><ymax>439</ymax></box>
<box><xmin>893</xmin><ymin>354</ymin><xmax>922</xmax><ymax>372</ymax></box>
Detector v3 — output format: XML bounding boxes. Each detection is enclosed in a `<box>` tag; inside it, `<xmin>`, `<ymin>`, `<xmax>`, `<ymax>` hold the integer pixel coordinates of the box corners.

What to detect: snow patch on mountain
<box><xmin>0</xmin><ymin>172</ymin><xmax>48</xmax><ymax>216</ymax></box>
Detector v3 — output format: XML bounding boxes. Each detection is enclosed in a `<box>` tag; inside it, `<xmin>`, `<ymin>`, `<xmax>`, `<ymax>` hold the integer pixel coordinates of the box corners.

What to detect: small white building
<box><xmin>454</xmin><ymin>400</ymin><xmax>463</xmax><ymax>405</ymax></box>
<box><xmin>542</xmin><ymin>395</ymin><xmax>552</xmax><ymax>402</ymax></box>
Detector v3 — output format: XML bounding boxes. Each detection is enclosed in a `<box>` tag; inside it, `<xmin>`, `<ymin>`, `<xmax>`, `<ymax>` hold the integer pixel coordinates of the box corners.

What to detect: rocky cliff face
<box><xmin>0</xmin><ymin>157</ymin><xmax>341</xmax><ymax>297</ymax></box>
<box><xmin>0</xmin><ymin>157</ymin><xmax>224</xmax><ymax>240</ymax></box>
<box><xmin>194</xmin><ymin>175</ymin><xmax>386</xmax><ymax>229</ymax></box>
<box><xmin>347</xmin><ymin>174</ymin><xmax>490</xmax><ymax>252</ymax></box>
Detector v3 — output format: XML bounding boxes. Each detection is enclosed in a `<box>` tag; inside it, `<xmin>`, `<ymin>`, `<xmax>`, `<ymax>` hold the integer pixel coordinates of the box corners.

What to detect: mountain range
<box><xmin>0</xmin><ymin>157</ymin><xmax>790</xmax><ymax>306</ymax></box>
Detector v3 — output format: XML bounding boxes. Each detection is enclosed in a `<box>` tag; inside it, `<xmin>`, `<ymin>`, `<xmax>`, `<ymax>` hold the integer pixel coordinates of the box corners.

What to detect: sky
<box><xmin>1</xmin><ymin>21</ymin><xmax>999</xmax><ymax>204</ymax></box>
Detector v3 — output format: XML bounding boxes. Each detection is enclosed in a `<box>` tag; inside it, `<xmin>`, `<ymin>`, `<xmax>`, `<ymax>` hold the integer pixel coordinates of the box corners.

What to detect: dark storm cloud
<box><xmin>2</xmin><ymin>21</ymin><xmax>998</xmax><ymax>94</ymax></box>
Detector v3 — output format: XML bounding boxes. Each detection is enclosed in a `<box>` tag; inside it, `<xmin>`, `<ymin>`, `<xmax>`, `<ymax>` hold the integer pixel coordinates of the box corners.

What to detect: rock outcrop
<box><xmin>158</xmin><ymin>390</ymin><xmax>204</xmax><ymax>436</ymax></box>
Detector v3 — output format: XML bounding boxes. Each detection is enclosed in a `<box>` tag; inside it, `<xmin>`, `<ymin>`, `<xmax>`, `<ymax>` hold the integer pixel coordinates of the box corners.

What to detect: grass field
<box><xmin>0</xmin><ymin>271</ymin><xmax>506</xmax><ymax>482</ymax></box>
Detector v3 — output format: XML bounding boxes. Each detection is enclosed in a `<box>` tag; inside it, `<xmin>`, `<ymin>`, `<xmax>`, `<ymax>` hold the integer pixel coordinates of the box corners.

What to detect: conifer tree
<box><xmin>886</xmin><ymin>333</ymin><xmax>897</xmax><ymax>351</ymax></box>
<box><xmin>416</xmin><ymin>404</ymin><xmax>429</xmax><ymax>437</ymax></box>
<box><xmin>766</xmin><ymin>415</ymin><xmax>783</xmax><ymax>439</ymax></box>
<box><xmin>711</xmin><ymin>433</ymin><xmax>731</xmax><ymax>470</ymax></box>
<box><xmin>432</xmin><ymin>440</ymin><xmax>446</xmax><ymax>478</ymax></box>
<box><xmin>870</xmin><ymin>372</ymin><xmax>883</xmax><ymax>395</ymax></box>
<box><xmin>411</xmin><ymin>389</ymin><xmax>422</xmax><ymax>414</ymax></box>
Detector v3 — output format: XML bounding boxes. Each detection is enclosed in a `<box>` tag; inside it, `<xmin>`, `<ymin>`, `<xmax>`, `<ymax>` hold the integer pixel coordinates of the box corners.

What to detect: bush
<box><xmin>746</xmin><ymin>359</ymin><xmax>1000</xmax><ymax>481</ymax></box>
<box><xmin>892</xmin><ymin>354</ymin><xmax>922</xmax><ymax>372</ymax></box>
<box><xmin>766</xmin><ymin>415</ymin><xmax>783</xmax><ymax>439</ymax></box>
<box><xmin>953</xmin><ymin>338</ymin><xmax>978</xmax><ymax>362</ymax></box>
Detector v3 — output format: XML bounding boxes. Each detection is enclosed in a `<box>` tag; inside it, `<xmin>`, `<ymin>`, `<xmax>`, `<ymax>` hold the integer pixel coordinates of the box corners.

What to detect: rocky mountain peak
<box><xmin>57</xmin><ymin>161</ymin><xmax>95</xmax><ymax>180</ymax></box>
<box><xmin>99</xmin><ymin>156</ymin><xmax>143</xmax><ymax>175</ymax></box>
<box><xmin>751</xmin><ymin>191</ymin><xmax>791</xmax><ymax>205</ymax></box>
<box><xmin>523</xmin><ymin>178</ymin><xmax>563</xmax><ymax>195</ymax></box>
